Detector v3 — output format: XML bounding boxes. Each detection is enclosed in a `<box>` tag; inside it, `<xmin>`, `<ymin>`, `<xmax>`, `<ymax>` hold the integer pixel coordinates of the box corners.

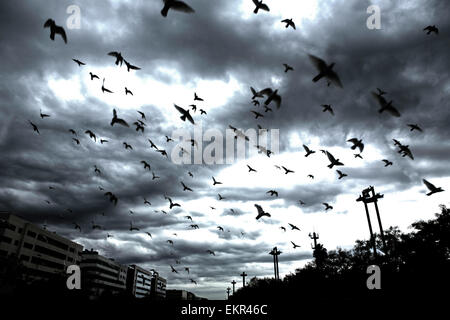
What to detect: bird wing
<box><xmin>116</xmin><ymin>119</ymin><xmax>129</xmax><ymax>127</ymax></box>
<box><xmin>171</xmin><ymin>1</ymin><xmax>195</xmax><ymax>13</ymax></box>
<box><xmin>108</xmin><ymin>51</ymin><xmax>120</xmax><ymax>58</ymax></box>
<box><xmin>185</xmin><ymin>112</ymin><xmax>195</xmax><ymax>124</ymax></box>
<box><xmin>308</xmin><ymin>54</ymin><xmax>327</xmax><ymax>71</ymax></box>
<box><xmin>260</xmin><ymin>4</ymin><xmax>270</xmax><ymax>11</ymax></box>
<box><xmin>174</xmin><ymin>104</ymin><xmax>186</xmax><ymax>114</ymax></box>
<box><xmin>327</xmin><ymin>70</ymin><xmax>342</xmax><ymax>88</ymax></box>
<box><xmin>347</xmin><ymin>138</ymin><xmax>358</xmax><ymax>144</ymax></box>
<box><xmin>254</xmin><ymin>204</ymin><xmax>264</xmax><ymax>216</ymax></box>
<box><xmin>55</xmin><ymin>26</ymin><xmax>67</xmax><ymax>43</ymax></box>
<box><xmin>326</xmin><ymin>151</ymin><xmax>336</xmax><ymax>163</ymax></box>
<box><xmin>259</xmin><ymin>88</ymin><xmax>274</xmax><ymax>96</ymax></box>
<box><xmin>423</xmin><ymin>179</ymin><xmax>436</xmax><ymax>191</ymax></box>
<box><xmin>272</xmin><ymin>94</ymin><xmax>282</xmax><ymax>109</ymax></box>
<box><xmin>43</xmin><ymin>19</ymin><xmax>53</xmax><ymax>28</ymax></box>
<box><xmin>385</xmin><ymin>104</ymin><xmax>401</xmax><ymax>117</ymax></box>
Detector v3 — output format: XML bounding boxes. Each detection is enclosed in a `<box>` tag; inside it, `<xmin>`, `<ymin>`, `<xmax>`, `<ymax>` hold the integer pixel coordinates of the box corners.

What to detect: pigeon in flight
<box><xmin>101</xmin><ymin>78</ymin><xmax>113</xmax><ymax>93</ymax></box>
<box><xmin>85</xmin><ymin>130</ymin><xmax>96</xmax><ymax>142</ymax></box>
<box><xmin>376</xmin><ymin>88</ymin><xmax>387</xmax><ymax>96</ymax></box>
<box><xmin>174</xmin><ymin>104</ymin><xmax>195</xmax><ymax>124</ymax></box>
<box><xmin>111</xmin><ymin>109</ymin><xmax>129</xmax><ymax>127</ymax></box>
<box><xmin>190</xmin><ymin>224</ymin><xmax>199</xmax><ymax>229</ymax></box>
<box><xmin>303</xmin><ymin>144</ymin><xmax>315</xmax><ymax>157</ymax></box>
<box><xmin>291</xmin><ymin>241</ymin><xmax>301</xmax><ymax>249</ymax></box>
<box><xmin>148</xmin><ymin>139</ymin><xmax>158</xmax><ymax>150</ymax></box>
<box><xmin>423</xmin><ymin>179</ymin><xmax>444</xmax><ymax>196</ymax></box>
<box><xmin>267</xmin><ymin>190</ymin><xmax>278</xmax><ymax>197</ymax></box>
<box><xmin>354</xmin><ymin>153</ymin><xmax>363</xmax><ymax>159</ymax></box>
<box><xmin>255</xmin><ymin>204</ymin><xmax>271</xmax><ymax>220</ymax></box>
<box><xmin>152</xmin><ymin>171</ymin><xmax>160</xmax><ymax>180</ymax></box>
<box><xmin>281</xmin><ymin>19</ymin><xmax>296</xmax><ymax>29</ymax></box>
<box><xmin>371</xmin><ymin>92</ymin><xmax>401</xmax><ymax>117</ymax></box>
<box><xmin>407</xmin><ymin>124</ymin><xmax>423</xmax><ymax>132</ymax></box>
<box><xmin>200</xmin><ymin>109</ymin><xmax>207</xmax><ymax>115</ymax></box>
<box><xmin>264</xmin><ymin>106</ymin><xmax>273</xmax><ymax>113</ymax></box>
<box><xmin>212</xmin><ymin>177</ymin><xmax>222</xmax><ymax>186</ymax></box>
<box><xmin>89</xmin><ymin>72</ymin><xmax>99</xmax><ymax>80</ymax></box>
<box><xmin>252</xmin><ymin>0</ymin><xmax>270</xmax><ymax>14</ymax></box>
<box><xmin>145</xmin><ymin>232</ymin><xmax>152</xmax><ymax>238</ymax></box>
<box><xmin>104</xmin><ymin>192</ymin><xmax>118</xmax><ymax>205</ymax></box>
<box><xmin>129</xmin><ymin>222</ymin><xmax>140</xmax><ymax>231</ymax></box>
<box><xmin>188</xmin><ymin>171</ymin><xmax>194</xmax><ymax>178</ymax></box>
<box><xmin>326</xmin><ymin>151</ymin><xmax>344</xmax><ymax>169</ymax></box>
<box><xmin>141</xmin><ymin>161</ymin><xmax>151</xmax><ymax>170</ymax></box>
<box><xmin>72</xmin><ymin>138</ymin><xmax>80</xmax><ymax>145</ymax></box>
<box><xmin>247</xmin><ymin>165</ymin><xmax>257</xmax><ymax>173</ymax></box>
<box><xmin>256</xmin><ymin>145</ymin><xmax>273</xmax><ymax>157</ymax></box>
<box><xmin>108</xmin><ymin>51</ymin><xmax>123</xmax><ymax>66</ymax></box>
<box><xmin>283</xmin><ymin>63</ymin><xmax>294</xmax><ymax>72</ymax></box>
<box><xmin>185</xmin><ymin>216</ymin><xmax>193</xmax><ymax>221</ymax></box>
<box><xmin>190</xmin><ymin>279</ymin><xmax>197</xmax><ymax>285</ymax></box>
<box><xmin>124</xmin><ymin>59</ymin><xmax>141</xmax><ymax>72</ymax></box>
<box><xmin>206</xmin><ymin>250</ymin><xmax>215</xmax><ymax>256</ymax></box>
<box><xmin>251</xmin><ymin>110</ymin><xmax>264</xmax><ymax>119</ymax></box>
<box><xmin>307</xmin><ymin>174</ymin><xmax>314</xmax><ymax>179</ymax></box>
<box><xmin>299</xmin><ymin>200</ymin><xmax>306</xmax><ymax>206</ymax></box>
<box><xmin>40</xmin><ymin>109</ymin><xmax>50</xmax><ymax>119</ymax></box>
<box><xmin>167</xmin><ymin>197</ymin><xmax>181</xmax><ymax>209</ymax></box>
<box><xmin>72</xmin><ymin>59</ymin><xmax>85</xmax><ymax>67</ymax></box>
<box><xmin>123</xmin><ymin>142</ymin><xmax>133</xmax><ymax>150</ymax></box>
<box><xmin>288</xmin><ymin>223</ymin><xmax>300</xmax><ymax>231</ymax></box>
<box><xmin>382</xmin><ymin>159</ymin><xmax>393</xmax><ymax>167</ymax></box>
<box><xmin>321</xmin><ymin>104</ymin><xmax>334</xmax><ymax>115</ymax></box>
<box><xmin>194</xmin><ymin>92</ymin><xmax>204</xmax><ymax>101</ymax></box>
<box><xmin>28</xmin><ymin>121</ymin><xmax>40</xmax><ymax>134</ymax></box>
<box><xmin>125</xmin><ymin>87</ymin><xmax>133</xmax><ymax>95</ymax></box>
<box><xmin>323</xmin><ymin>203</ymin><xmax>333</xmax><ymax>211</ymax></box>
<box><xmin>336</xmin><ymin>170</ymin><xmax>348</xmax><ymax>179</ymax></box>
<box><xmin>218</xmin><ymin>194</ymin><xmax>225</xmax><ymax>200</ymax></box>
<box><xmin>100</xmin><ymin>139</ymin><xmax>108</xmax><ymax>144</ymax></box>
<box><xmin>181</xmin><ymin>182</ymin><xmax>193</xmax><ymax>192</ymax></box>
<box><xmin>44</xmin><ymin>19</ymin><xmax>67</xmax><ymax>43</ymax></box>
<box><xmin>72</xmin><ymin>223</ymin><xmax>81</xmax><ymax>232</ymax></box>
<box><xmin>161</xmin><ymin>0</ymin><xmax>195</xmax><ymax>17</ymax></box>
<box><xmin>185</xmin><ymin>267</ymin><xmax>190</xmax><ymax>274</ymax></box>
<box><xmin>170</xmin><ymin>265</ymin><xmax>178</xmax><ymax>273</ymax></box>
<box><xmin>68</xmin><ymin>129</ymin><xmax>77</xmax><ymax>135</ymax></box>
<box><xmin>252</xmin><ymin>100</ymin><xmax>260</xmax><ymax>106</ymax></box>
<box><xmin>309</xmin><ymin>54</ymin><xmax>343</xmax><ymax>88</ymax></box>
<box><xmin>280</xmin><ymin>227</ymin><xmax>286</xmax><ymax>232</ymax></box>
<box><xmin>250</xmin><ymin>87</ymin><xmax>264</xmax><ymax>99</ymax></box>
<box><xmin>347</xmin><ymin>138</ymin><xmax>364</xmax><ymax>153</ymax></box>
<box><xmin>133</xmin><ymin>122</ymin><xmax>144</xmax><ymax>132</ymax></box>
<box><xmin>137</xmin><ymin>111</ymin><xmax>146</xmax><ymax>120</ymax></box>
<box><xmin>167</xmin><ymin>240</ymin><xmax>174</xmax><ymax>246</ymax></box>
<box><xmin>157</xmin><ymin>149</ymin><xmax>168</xmax><ymax>158</ymax></box>
<box><xmin>282</xmin><ymin>166</ymin><xmax>294</xmax><ymax>174</ymax></box>
<box><xmin>144</xmin><ymin>198</ymin><xmax>151</xmax><ymax>205</ymax></box>
<box><xmin>259</xmin><ymin>88</ymin><xmax>282</xmax><ymax>109</ymax></box>
<box><xmin>217</xmin><ymin>226</ymin><xmax>224</xmax><ymax>232</ymax></box>
<box><xmin>423</xmin><ymin>25</ymin><xmax>439</xmax><ymax>35</ymax></box>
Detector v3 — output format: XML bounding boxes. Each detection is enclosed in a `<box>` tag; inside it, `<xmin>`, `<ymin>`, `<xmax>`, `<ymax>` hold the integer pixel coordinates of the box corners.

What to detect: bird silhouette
<box><xmin>212</xmin><ymin>177</ymin><xmax>223</xmax><ymax>186</ymax></box>
<box><xmin>407</xmin><ymin>124</ymin><xmax>423</xmax><ymax>132</ymax></box>
<box><xmin>185</xmin><ymin>267</ymin><xmax>190</xmax><ymax>274</ymax></box>
<box><xmin>133</xmin><ymin>122</ymin><xmax>144</xmax><ymax>132</ymax></box>
<box><xmin>28</xmin><ymin>121</ymin><xmax>40</xmax><ymax>134</ymax></box>
<box><xmin>255</xmin><ymin>204</ymin><xmax>271</xmax><ymax>220</ymax></box>
<box><xmin>283</xmin><ymin>63</ymin><xmax>294</xmax><ymax>72</ymax></box>
<box><xmin>218</xmin><ymin>194</ymin><xmax>225</xmax><ymax>201</ymax></box>
<box><xmin>291</xmin><ymin>241</ymin><xmax>301</xmax><ymax>249</ymax></box>
<box><xmin>347</xmin><ymin>138</ymin><xmax>364</xmax><ymax>153</ymax></box>
<box><xmin>323</xmin><ymin>203</ymin><xmax>333</xmax><ymax>211</ymax></box>
<box><xmin>85</xmin><ymin>130</ymin><xmax>96</xmax><ymax>142</ymax></box>
<box><xmin>100</xmin><ymin>139</ymin><xmax>108</xmax><ymax>144</ymax></box>
<box><xmin>250</xmin><ymin>87</ymin><xmax>264</xmax><ymax>99</ymax></box>
<box><xmin>423</xmin><ymin>25</ymin><xmax>439</xmax><ymax>35</ymax></box>
<box><xmin>89</xmin><ymin>72</ymin><xmax>99</xmax><ymax>80</ymax></box>
<box><xmin>137</xmin><ymin>111</ymin><xmax>146</xmax><ymax>120</ymax></box>
<box><xmin>288</xmin><ymin>223</ymin><xmax>300</xmax><ymax>231</ymax></box>
<box><xmin>190</xmin><ymin>278</ymin><xmax>197</xmax><ymax>285</ymax></box>
<box><xmin>125</xmin><ymin>87</ymin><xmax>133</xmax><ymax>95</ymax></box>
<box><xmin>252</xmin><ymin>0</ymin><xmax>270</xmax><ymax>14</ymax></box>
<box><xmin>307</xmin><ymin>174</ymin><xmax>314</xmax><ymax>179</ymax></box>
<box><xmin>40</xmin><ymin>109</ymin><xmax>50</xmax><ymax>119</ymax></box>
<box><xmin>108</xmin><ymin>51</ymin><xmax>123</xmax><ymax>66</ymax></box>
<box><xmin>167</xmin><ymin>197</ymin><xmax>181</xmax><ymax>209</ymax></box>
<box><xmin>264</xmin><ymin>106</ymin><xmax>273</xmax><ymax>113</ymax></box>
<box><xmin>321</xmin><ymin>104</ymin><xmax>334</xmax><ymax>115</ymax></box>
<box><xmin>91</xmin><ymin>222</ymin><xmax>102</xmax><ymax>230</ymax></box>
<box><xmin>251</xmin><ymin>110</ymin><xmax>264</xmax><ymax>119</ymax></box>
<box><xmin>72</xmin><ymin>59</ymin><xmax>85</xmax><ymax>66</ymax></box>
<box><xmin>336</xmin><ymin>170</ymin><xmax>348</xmax><ymax>179</ymax></box>
<box><xmin>174</xmin><ymin>104</ymin><xmax>195</xmax><ymax>124</ymax></box>
<box><xmin>217</xmin><ymin>226</ymin><xmax>224</xmax><ymax>232</ymax></box>
<box><xmin>382</xmin><ymin>159</ymin><xmax>393</xmax><ymax>167</ymax></box>
<box><xmin>194</xmin><ymin>92</ymin><xmax>204</xmax><ymax>101</ymax></box>
<box><xmin>303</xmin><ymin>144</ymin><xmax>315</xmax><ymax>157</ymax></box>
<box><xmin>167</xmin><ymin>240</ymin><xmax>174</xmax><ymax>246</ymax></box>
<box><xmin>281</xmin><ymin>19</ymin><xmax>296</xmax><ymax>29</ymax></box>
<box><xmin>206</xmin><ymin>250</ymin><xmax>215</xmax><ymax>256</ymax></box>
<box><xmin>423</xmin><ymin>179</ymin><xmax>444</xmax><ymax>196</ymax></box>
<box><xmin>44</xmin><ymin>19</ymin><xmax>67</xmax><ymax>43</ymax></box>
<box><xmin>326</xmin><ymin>151</ymin><xmax>344</xmax><ymax>169</ymax></box>
<box><xmin>280</xmin><ymin>226</ymin><xmax>286</xmax><ymax>232</ymax></box>
<box><xmin>111</xmin><ymin>109</ymin><xmax>129</xmax><ymax>127</ymax></box>
<box><xmin>68</xmin><ymin>129</ymin><xmax>77</xmax><ymax>135</ymax></box>
<box><xmin>185</xmin><ymin>216</ymin><xmax>193</xmax><ymax>221</ymax></box>
<box><xmin>129</xmin><ymin>222</ymin><xmax>140</xmax><ymax>231</ymax></box>
<box><xmin>123</xmin><ymin>142</ymin><xmax>133</xmax><ymax>150</ymax></box>
<box><xmin>181</xmin><ymin>182</ymin><xmax>193</xmax><ymax>191</ymax></box>
<box><xmin>104</xmin><ymin>192</ymin><xmax>118</xmax><ymax>205</ymax></box>
<box><xmin>141</xmin><ymin>160</ymin><xmax>151</xmax><ymax>170</ymax></box>
<box><xmin>354</xmin><ymin>153</ymin><xmax>363</xmax><ymax>159</ymax></box>
<box><xmin>93</xmin><ymin>165</ymin><xmax>101</xmax><ymax>175</ymax></box>
<box><xmin>170</xmin><ymin>265</ymin><xmax>178</xmax><ymax>273</ymax></box>
<box><xmin>157</xmin><ymin>149</ymin><xmax>168</xmax><ymax>158</ymax></box>
<box><xmin>247</xmin><ymin>165</ymin><xmax>257</xmax><ymax>173</ymax></box>
<box><xmin>101</xmin><ymin>78</ymin><xmax>113</xmax><ymax>93</ymax></box>
<box><xmin>73</xmin><ymin>223</ymin><xmax>81</xmax><ymax>232</ymax></box>
<box><xmin>309</xmin><ymin>54</ymin><xmax>343</xmax><ymax>88</ymax></box>
<box><xmin>152</xmin><ymin>171</ymin><xmax>160</xmax><ymax>180</ymax></box>
<box><xmin>148</xmin><ymin>139</ymin><xmax>158</xmax><ymax>150</ymax></box>
<box><xmin>267</xmin><ymin>190</ymin><xmax>278</xmax><ymax>197</ymax></box>
<box><xmin>124</xmin><ymin>59</ymin><xmax>141</xmax><ymax>72</ymax></box>
<box><xmin>188</xmin><ymin>171</ymin><xmax>194</xmax><ymax>177</ymax></box>
<box><xmin>161</xmin><ymin>0</ymin><xmax>195</xmax><ymax>17</ymax></box>
<box><xmin>144</xmin><ymin>198</ymin><xmax>151</xmax><ymax>205</ymax></box>
<box><xmin>190</xmin><ymin>224</ymin><xmax>199</xmax><ymax>229</ymax></box>
<box><xmin>72</xmin><ymin>138</ymin><xmax>80</xmax><ymax>145</ymax></box>
<box><xmin>282</xmin><ymin>166</ymin><xmax>294</xmax><ymax>174</ymax></box>
<box><xmin>189</xmin><ymin>104</ymin><xmax>197</xmax><ymax>112</ymax></box>
<box><xmin>260</xmin><ymin>88</ymin><xmax>282</xmax><ymax>109</ymax></box>
<box><xmin>371</xmin><ymin>92</ymin><xmax>401</xmax><ymax>117</ymax></box>
<box><xmin>252</xmin><ymin>100</ymin><xmax>260</xmax><ymax>106</ymax></box>
<box><xmin>200</xmin><ymin>109</ymin><xmax>207</xmax><ymax>115</ymax></box>
<box><xmin>376</xmin><ymin>88</ymin><xmax>387</xmax><ymax>96</ymax></box>
<box><xmin>145</xmin><ymin>232</ymin><xmax>152</xmax><ymax>238</ymax></box>
<box><xmin>299</xmin><ymin>200</ymin><xmax>306</xmax><ymax>205</ymax></box>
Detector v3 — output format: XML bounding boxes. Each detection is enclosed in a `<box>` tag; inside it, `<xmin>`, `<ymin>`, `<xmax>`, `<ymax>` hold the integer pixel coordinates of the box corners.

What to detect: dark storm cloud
<box><xmin>1</xmin><ymin>0</ymin><xmax>450</xmax><ymax>300</ymax></box>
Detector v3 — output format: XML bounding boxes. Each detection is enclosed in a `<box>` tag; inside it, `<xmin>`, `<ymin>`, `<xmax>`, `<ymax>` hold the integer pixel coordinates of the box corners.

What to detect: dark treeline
<box><xmin>230</xmin><ymin>205</ymin><xmax>450</xmax><ymax>309</ymax></box>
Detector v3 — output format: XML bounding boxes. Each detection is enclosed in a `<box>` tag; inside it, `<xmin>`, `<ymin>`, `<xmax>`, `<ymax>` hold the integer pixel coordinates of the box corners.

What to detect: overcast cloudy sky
<box><xmin>1</xmin><ymin>0</ymin><xmax>449</xmax><ymax>299</ymax></box>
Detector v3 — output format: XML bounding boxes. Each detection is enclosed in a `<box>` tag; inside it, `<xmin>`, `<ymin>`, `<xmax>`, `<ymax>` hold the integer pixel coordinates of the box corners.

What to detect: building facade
<box><xmin>151</xmin><ymin>272</ymin><xmax>167</xmax><ymax>299</ymax></box>
<box><xmin>126</xmin><ymin>264</ymin><xmax>153</xmax><ymax>298</ymax></box>
<box><xmin>0</xmin><ymin>212</ymin><xmax>83</xmax><ymax>283</ymax></box>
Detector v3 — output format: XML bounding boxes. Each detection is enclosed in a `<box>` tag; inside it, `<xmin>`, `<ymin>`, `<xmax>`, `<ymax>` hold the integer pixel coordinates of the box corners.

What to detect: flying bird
<box><xmin>321</xmin><ymin>104</ymin><xmax>334</xmax><ymax>115</ymax></box>
<box><xmin>382</xmin><ymin>159</ymin><xmax>393</xmax><ymax>167</ymax></box>
<box><xmin>100</xmin><ymin>139</ymin><xmax>108</xmax><ymax>144</ymax></box>
<box><xmin>407</xmin><ymin>124</ymin><xmax>423</xmax><ymax>132</ymax></box>
<box><xmin>72</xmin><ymin>223</ymin><xmax>81</xmax><ymax>232</ymax></box>
<box><xmin>200</xmin><ymin>109</ymin><xmax>207</xmax><ymax>115</ymax></box>
<box><xmin>85</xmin><ymin>130</ymin><xmax>96</xmax><ymax>142</ymax></box>
<box><xmin>252</xmin><ymin>0</ymin><xmax>270</xmax><ymax>14</ymax></box>
<box><xmin>423</xmin><ymin>179</ymin><xmax>444</xmax><ymax>196</ymax></box>
<box><xmin>247</xmin><ymin>165</ymin><xmax>257</xmax><ymax>173</ymax></box>
<box><xmin>206</xmin><ymin>250</ymin><xmax>215</xmax><ymax>256</ymax></box>
<box><xmin>218</xmin><ymin>194</ymin><xmax>225</xmax><ymax>200</ymax></box>
<box><xmin>72</xmin><ymin>138</ymin><xmax>80</xmax><ymax>145</ymax></box>
<box><xmin>288</xmin><ymin>223</ymin><xmax>300</xmax><ymax>231</ymax></box>
<box><xmin>125</xmin><ymin>87</ymin><xmax>133</xmax><ymax>95</ymax></box>
<box><xmin>167</xmin><ymin>240</ymin><xmax>174</xmax><ymax>246</ymax></box>
<box><xmin>72</xmin><ymin>59</ymin><xmax>85</xmax><ymax>66</ymax></box>
<box><xmin>129</xmin><ymin>222</ymin><xmax>140</xmax><ymax>231</ymax></box>
<box><xmin>281</xmin><ymin>19</ymin><xmax>296</xmax><ymax>29</ymax></box>
<box><xmin>255</xmin><ymin>203</ymin><xmax>270</xmax><ymax>220</ymax></box>
<box><xmin>124</xmin><ymin>59</ymin><xmax>141</xmax><ymax>72</ymax></box>
<box><xmin>336</xmin><ymin>170</ymin><xmax>348</xmax><ymax>179</ymax></box>
<box><xmin>291</xmin><ymin>241</ymin><xmax>301</xmax><ymax>249</ymax></box>
<box><xmin>170</xmin><ymin>265</ymin><xmax>178</xmax><ymax>273</ymax></box>
<box><xmin>303</xmin><ymin>144</ymin><xmax>315</xmax><ymax>157</ymax></box>
<box><xmin>267</xmin><ymin>190</ymin><xmax>278</xmax><ymax>197</ymax></box>
<box><xmin>282</xmin><ymin>166</ymin><xmax>294</xmax><ymax>174</ymax></box>
<box><xmin>307</xmin><ymin>174</ymin><xmax>314</xmax><ymax>179</ymax></box>
<box><xmin>174</xmin><ymin>104</ymin><xmax>195</xmax><ymax>124</ymax></box>
<box><xmin>371</xmin><ymin>92</ymin><xmax>401</xmax><ymax>117</ymax></box>
<box><xmin>259</xmin><ymin>88</ymin><xmax>282</xmax><ymax>109</ymax></box>
<box><xmin>190</xmin><ymin>279</ymin><xmax>197</xmax><ymax>285</ymax></box>
<box><xmin>28</xmin><ymin>121</ymin><xmax>40</xmax><ymax>134</ymax></box>
<box><xmin>43</xmin><ymin>19</ymin><xmax>67</xmax><ymax>43</ymax></box>
<box><xmin>89</xmin><ymin>72</ymin><xmax>99</xmax><ymax>80</ymax></box>
<box><xmin>141</xmin><ymin>160</ymin><xmax>151</xmax><ymax>170</ymax></box>
<box><xmin>194</xmin><ymin>92</ymin><xmax>204</xmax><ymax>101</ymax></box>
<box><xmin>250</xmin><ymin>87</ymin><xmax>264</xmax><ymax>99</ymax></box>
<box><xmin>101</xmin><ymin>78</ymin><xmax>113</xmax><ymax>93</ymax></box>
<box><xmin>145</xmin><ymin>232</ymin><xmax>152</xmax><ymax>238</ymax></box>
<box><xmin>111</xmin><ymin>109</ymin><xmax>129</xmax><ymax>127</ymax></box>
<box><xmin>161</xmin><ymin>0</ymin><xmax>195</xmax><ymax>17</ymax></box>
<box><xmin>152</xmin><ymin>171</ymin><xmax>160</xmax><ymax>180</ymax></box>
<box><xmin>167</xmin><ymin>197</ymin><xmax>181</xmax><ymax>209</ymax></box>
<box><xmin>347</xmin><ymin>138</ymin><xmax>364</xmax><ymax>153</ymax></box>
<box><xmin>123</xmin><ymin>142</ymin><xmax>133</xmax><ymax>150</ymax></box>
<box><xmin>144</xmin><ymin>198</ymin><xmax>151</xmax><ymax>205</ymax></box>
<box><xmin>148</xmin><ymin>139</ymin><xmax>158</xmax><ymax>150</ymax></box>
<box><xmin>252</xmin><ymin>100</ymin><xmax>260</xmax><ymax>106</ymax></box>
<box><xmin>133</xmin><ymin>122</ymin><xmax>144</xmax><ymax>133</ymax></box>
<box><xmin>212</xmin><ymin>177</ymin><xmax>222</xmax><ymax>186</ymax></box>
<box><xmin>326</xmin><ymin>151</ymin><xmax>344</xmax><ymax>169</ymax></box>
<box><xmin>104</xmin><ymin>192</ymin><xmax>118</xmax><ymax>205</ymax></box>
<box><xmin>423</xmin><ymin>25</ymin><xmax>439</xmax><ymax>35</ymax></box>
<box><xmin>108</xmin><ymin>51</ymin><xmax>123</xmax><ymax>66</ymax></box>
<box><xmin>40</xmin><ymin>109</ymin><xmax>50</xmax><ymax>119</ymax></box>
<box><xmin>354</xmin><ymin>153</ymin><xmax>363</xmax><ymax>159</ymax></box>
<box><xmin>309</xmin><ymin>54</ymin><xmax>343</xmax><ymax>88</ymax></box>
<box><xmin>283</xmin><ymin>63</ymin><xmax>294</xmax><ymax>72</ymax></box>
<box><xmin>280</xmin><ymin>227</ymin><xmax>286</xmax><ymax>232</ymax></box>
<box><xmin>137</xmin><ymin>111</ymin><xmax>146</xmax><ymax>120</ymax></box>
<box><xmin>181</xmin><ymin>182</ymin><xmax>193</xmax><ymax>192</ymax></box>
<box><xmin>217</xmin><ymin>226</ymin><xmax>224</xmax><ymax>232</ymax></box>
<box><xmin>323</xmin><ymin>203</ymin><xmax>333</xmax><ymax>211</ymax></box>
<box><xmin>251</xmin><ymin>110</ymin><xmax>264</xmax><ymax>119</ymax></box>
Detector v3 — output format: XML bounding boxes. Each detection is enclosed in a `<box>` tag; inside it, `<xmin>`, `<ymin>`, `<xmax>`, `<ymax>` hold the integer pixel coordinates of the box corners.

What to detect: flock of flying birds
<box><xmin>25</xmin><ymin>1</ymin><xmax>445</xmax><ymax>287</ymax></box>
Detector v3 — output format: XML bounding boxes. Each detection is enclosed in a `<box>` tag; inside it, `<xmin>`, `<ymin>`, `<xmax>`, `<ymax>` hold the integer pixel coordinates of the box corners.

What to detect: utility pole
<box><xmin>240</xmin><ymin>272</ymin><xmax>247</xmax><ymax>287</ymax></box>
<box><xmin>269</xmin><ymin>247</ymin><xmax>281</xmax><ymax>280</ymax></box>
<box><xmin>226</xmin><ymin>287</ymin><xmax>231</xmax><ymax>299</ymax></box>
<box><xmin>309</xmin><ymin>232</ymin><xmax>319</xmax><ymax>250</ymax></box>
<box><xmin>231</xmin><ymin>280</ymin><xmax>236</xmax><ymax>294</ymax></box>
<box><xmin>356</xmin><ymin>186</ymin><xmax>386</xmax><ymax>257</ymax></box>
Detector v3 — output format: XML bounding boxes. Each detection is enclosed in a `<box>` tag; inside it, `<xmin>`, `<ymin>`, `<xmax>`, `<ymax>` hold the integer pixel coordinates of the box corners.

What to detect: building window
<box><xmin>0</xmin><ymin>236</ymin><xmax>12</xmax><ymax>244</ymax></box>
<box><xmin>20</xmin><ymin>255</ymin><xmax>30</xmax><ymax>262</ymax></box>
<box><xmin>27</xmin><ymin>231</ymin><xmax>36</xmax><ymax>238</ymax></box>
<box><xmin>23</xmin><ymin>242</ymin><xmax>33</xmax><ymax>250</ymax></box>
<box><xmin>14</xmin><ymin>240</ymin><xmax>19</xmax><ymax>246</ymax></box>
